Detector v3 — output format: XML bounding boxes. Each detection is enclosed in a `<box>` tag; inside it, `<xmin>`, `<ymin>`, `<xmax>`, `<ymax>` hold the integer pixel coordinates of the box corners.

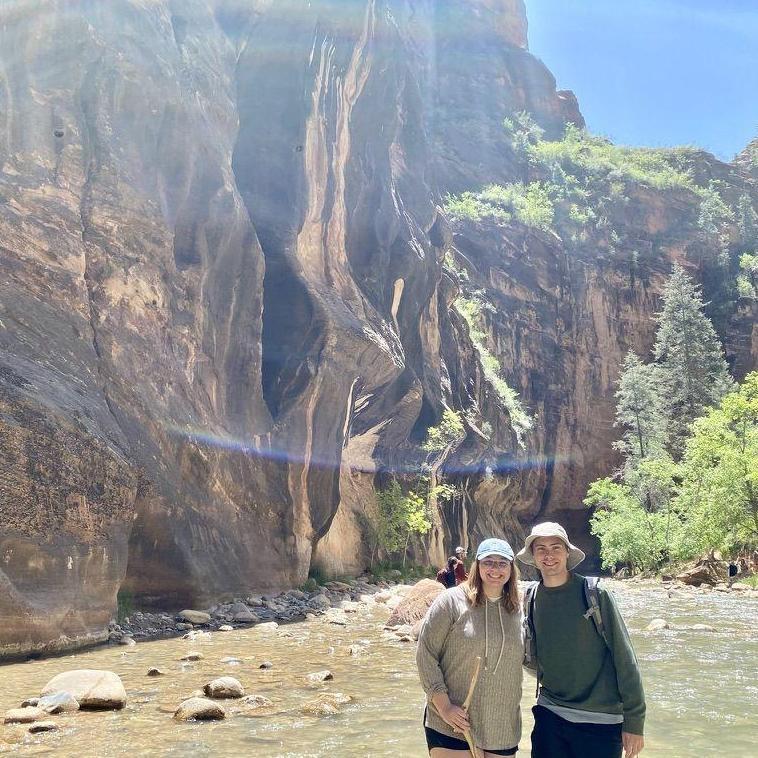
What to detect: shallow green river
<box><xmin>0</xmin><ymin>581</ymin><xmax>755</xmax><ymax>756</ymax></box>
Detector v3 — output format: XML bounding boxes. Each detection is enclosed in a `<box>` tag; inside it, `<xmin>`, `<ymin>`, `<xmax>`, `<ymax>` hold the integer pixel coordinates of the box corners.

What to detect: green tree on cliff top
<box><xmin>654</xmin><ymin>264</ymin><xmax>733</xmax><ymax>454</ymax></box>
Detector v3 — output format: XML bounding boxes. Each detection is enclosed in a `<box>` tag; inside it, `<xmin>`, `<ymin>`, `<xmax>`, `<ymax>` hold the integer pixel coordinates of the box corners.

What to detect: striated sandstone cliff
<box><xmin>0</xmin><ymin>0</ymin><xmax>754</xmax><ymax>658</ymax></box>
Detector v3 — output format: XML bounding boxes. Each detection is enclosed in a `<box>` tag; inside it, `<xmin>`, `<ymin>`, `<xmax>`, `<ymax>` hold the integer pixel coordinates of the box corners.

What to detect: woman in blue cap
<box><xmin>417</xmin><ymin>537</ymin><xmax>523</xmax><ymax>756</ymax></box>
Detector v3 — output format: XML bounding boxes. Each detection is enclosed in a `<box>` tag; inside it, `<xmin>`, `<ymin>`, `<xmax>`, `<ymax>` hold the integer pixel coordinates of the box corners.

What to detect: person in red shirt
<box><xmin>454</xmin><ymin>546</ymin><xmax>468</xmax><ymax>584</ymax></box>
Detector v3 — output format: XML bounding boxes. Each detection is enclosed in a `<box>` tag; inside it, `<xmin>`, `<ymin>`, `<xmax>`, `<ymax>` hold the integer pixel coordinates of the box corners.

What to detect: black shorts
<box><xmin>425</xmin><ymin>724</ymin><xmax>517</xmax><ymax>755</ymax></box>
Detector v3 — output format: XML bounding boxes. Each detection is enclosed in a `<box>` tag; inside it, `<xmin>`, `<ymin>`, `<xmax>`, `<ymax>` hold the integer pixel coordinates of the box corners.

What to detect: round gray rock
<box><xmin>178</xmin><ymin>610</ymin><xmax>211</xmax><ymax>624</ymax></box>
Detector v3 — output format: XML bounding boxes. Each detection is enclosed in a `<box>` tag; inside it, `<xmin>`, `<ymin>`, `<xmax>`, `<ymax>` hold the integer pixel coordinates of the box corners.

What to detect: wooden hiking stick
<box><xmin>461</xmin><ymin>656</ymin><xmax>483</xmax><ymax>758</ymax></box>
<box><xmin>429</xmin><ymin>656</ymin><xmax>483</xmax><ymax>758</ymax></box>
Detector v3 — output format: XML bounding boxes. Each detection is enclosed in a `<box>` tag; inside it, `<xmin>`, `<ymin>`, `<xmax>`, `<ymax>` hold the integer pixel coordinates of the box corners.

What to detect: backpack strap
<box><xmin>582</xmin><ymin>576</ymin><xmax>610</xmax><ymax>648</ymax></box>
<box><xmin>522</xmin><ymin>581</ymin><xmax>541</xmax><ymax>696</ymax></box>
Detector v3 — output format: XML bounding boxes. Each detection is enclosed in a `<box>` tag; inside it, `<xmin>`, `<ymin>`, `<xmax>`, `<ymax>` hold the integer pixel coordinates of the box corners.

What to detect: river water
<box><xmin>0</xmin><ymin>581</ymin><xmax>755</xmax><ymax>757</ymax></box>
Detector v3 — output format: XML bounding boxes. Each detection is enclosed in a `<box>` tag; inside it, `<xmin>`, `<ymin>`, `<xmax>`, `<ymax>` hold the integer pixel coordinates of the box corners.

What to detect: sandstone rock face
<box><xmin>0</xmin><ymin>0</ymin><xmax>754</xmax><ymax>658</ymax></box>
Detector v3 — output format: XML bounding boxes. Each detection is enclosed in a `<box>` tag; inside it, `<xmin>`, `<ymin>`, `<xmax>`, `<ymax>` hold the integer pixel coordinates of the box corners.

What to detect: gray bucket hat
<box><xmin>516</xmin><ymin>521</ymin><xmax>585</xmax><ymax>570</ymax></box>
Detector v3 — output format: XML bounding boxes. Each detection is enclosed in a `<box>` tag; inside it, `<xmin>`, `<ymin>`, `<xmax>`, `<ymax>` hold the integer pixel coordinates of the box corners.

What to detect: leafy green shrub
<box><xmin>454</xmin><ymin>294</ymin><xmax>532</xmax><ymax>441</ymax></box>
<box><xmin>117</xmin><ymin>590</ymin><xmax>134</xmax><ymax>622</ymax></box>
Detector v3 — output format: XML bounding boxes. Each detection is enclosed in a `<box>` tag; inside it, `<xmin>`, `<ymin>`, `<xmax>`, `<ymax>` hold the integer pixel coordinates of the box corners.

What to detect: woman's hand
<box><xmin>439</xmin><ymin>702</ymin><xmax>471</xmax><ymax>733</ymax></box>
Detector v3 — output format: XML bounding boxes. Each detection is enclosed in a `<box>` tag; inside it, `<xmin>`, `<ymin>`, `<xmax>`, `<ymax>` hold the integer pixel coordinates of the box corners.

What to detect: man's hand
<box><xmin>622</xmin><ymin>731</ymin><xmax>644</xmax><ymax>758</ymax></box>
<box><xmin>439</xmin><ymin>702</ymin><xmax>471</xmax><ymax>733</ymax></box>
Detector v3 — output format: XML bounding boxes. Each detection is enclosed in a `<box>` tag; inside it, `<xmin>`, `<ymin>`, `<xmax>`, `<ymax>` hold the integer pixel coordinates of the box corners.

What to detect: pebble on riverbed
<box><xmin>306</xmin><ymin>670</ymin><xmax>334</xmax><ymax>683</ymax></box>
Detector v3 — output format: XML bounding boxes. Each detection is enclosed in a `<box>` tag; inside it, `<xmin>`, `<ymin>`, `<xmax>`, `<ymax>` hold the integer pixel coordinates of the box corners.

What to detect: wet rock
<box><xmin>176</xmin><ymin>623</ymin><xmax>193</xmax><ymax>631</ymax></box>
<box><xmin>4</xmin><ymin>707</ymin><xmax>44</xmax><ymax>724</ymax></box>
<box><xmin>41</xmin><ymin>670</ymin><xmax>126</xmax><ymax>710</ymax></box>
<box><xmin>38</xmin><ymin>692</ymin><xmax>80</xmax><ymax>714</ymax></box>
<box><xmin>147</xmin><ymin>668</ymin><xmax>165</xmax><ymax>677</ymax></box>
<box><xmin>347</xmin><ymin>645</ymin><xmax>362</xmax><ymax>656</ymax></box>
<box><xmin>119</xmin><ymin>636</ymin><xmax>136</xmax><ymax>646</ymax></box>
<box><xmin>203</xmin><ymin>677</ymin><xmax>245</xmax><ymax>699</ymax></box>
<box><xmin>646</xmin><ymin>619</ymin><xmax>669</xmax><ymax>631</ymax></box>
<box><xmin>259</xmin><ymin>661</ymin><xmax>273</xmax><ymax>670</ymax></box>
<box><xmin>218</xmin><ymin>625</ymin><xmax>234</xmax><ymax>632</ymax></box>
<box><xmin>233</xmin><ymin>611</ymin><xmax>258</xmax><ymax>623</ymax></box>
<box><xmin>173</xmin><ymin>697</ymin><xmax>226</xmax><ymax>722</ymax></box>
<box><xmin>28</xmin><ymin>721</ymin><xmax>58</xmax><ymax>734</ymax></box>
<box><xmin>306</xmin><ymin>670</ymin><xmax>334</xmax><ymax>683</ymax></box>
<box><xmin>246</xmin><ymin>595</ymin><xmax>264</xmax><ymax>607</ymax></box>
<box><xmin>237</xmin><ymin>694</ymin><xmax>273</xmax><ymax>709</ymax></box>
<box><xmin>308</xmin><ymin>595</ymin><xmax>331</xmax><ymax>611</ymax></box>
<box><xmin>20</xmin><ymin>698</ymin><xmax>39</xmax><ymax>708</ymax></box>
<box><xmin>690</xmin><ymin>624</ymin><xmax>716</xmax><ymax>632</ymax></box>
<box><xmin>179</xmin><ymin>651</ymin><xmax>204</xmax><ymax>662</ymax></box>
<box><xmin>182</xmin><ymin>630</ymin><xmax>212</xmax><ymax>641</ymax></box>
<box><xmin>178</xmin><ymin>610</ymin><xmax>211</xmax><ymax>625</ymax></box>
<box><xmin>221</xmin><ymin>657</ymin><xmax>242</xmax><ymax>665</ymax></box>
<box><xmin>386</xmin><ymin>580</ymin><xmax>444</xmax><ymax>627</ymax></box>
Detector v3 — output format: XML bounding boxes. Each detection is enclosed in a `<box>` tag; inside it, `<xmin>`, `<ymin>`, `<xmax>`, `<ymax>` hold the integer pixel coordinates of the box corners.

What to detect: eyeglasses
<box><xmin>479</xmin><ymin>559</ymin><xmax>511</xmax><ymax>571</ymax></box>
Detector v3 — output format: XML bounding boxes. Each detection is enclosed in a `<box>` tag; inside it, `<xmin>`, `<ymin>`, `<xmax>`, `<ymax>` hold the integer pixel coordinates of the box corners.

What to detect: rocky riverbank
<box><xmin>108</xmin><ymin>575</ymin><xmax>417</xmax><ymax>647</ymax></box>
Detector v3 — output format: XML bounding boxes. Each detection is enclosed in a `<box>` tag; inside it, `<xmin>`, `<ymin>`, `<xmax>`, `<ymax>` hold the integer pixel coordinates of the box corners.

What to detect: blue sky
<box><xmin>525</xmin><ymin>0</ymin><xmax>758</xmax><ymax>160</ymax></box>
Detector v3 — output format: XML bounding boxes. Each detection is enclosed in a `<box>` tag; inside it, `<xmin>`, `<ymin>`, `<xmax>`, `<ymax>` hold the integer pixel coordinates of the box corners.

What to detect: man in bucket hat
<box><xmin>516</xmin><ymin>522</ymin><xmax>645</xmax><ymax>758</ymax></box>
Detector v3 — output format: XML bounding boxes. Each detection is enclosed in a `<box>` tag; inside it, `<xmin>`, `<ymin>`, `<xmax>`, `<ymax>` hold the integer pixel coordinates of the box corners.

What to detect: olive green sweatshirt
<box><xmin>532</xmin><ymin>573</ymin><xmax>646</xmax><ymax>735</ymax></box>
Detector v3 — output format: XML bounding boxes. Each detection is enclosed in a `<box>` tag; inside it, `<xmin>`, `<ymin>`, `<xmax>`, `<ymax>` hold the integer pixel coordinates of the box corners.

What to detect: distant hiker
<box><xmin>417</xmin><ymin>538</ymin><xmax>523</xmax><ymax>756</ymax></box>
<box><xmin>454</xmin><ymin>545</ymin><xmax>469</xmax><ymax>584</ymax></box>
<box><xmin>728</xmin><ymin>562</ymin><xmax>738</xmax><ymax>578</ymax></box>
<box><xmin>517</xmin><ymin>522</ymin><xmax>646</xmax><ymax>758</ymax></box>
<box><xmin>436</xmin><ymin>557</ymin><xmax>459</xmax><ymax>589</ymax></box>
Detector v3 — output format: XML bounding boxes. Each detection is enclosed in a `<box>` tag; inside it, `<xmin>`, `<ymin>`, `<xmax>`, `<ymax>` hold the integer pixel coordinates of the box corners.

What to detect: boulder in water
<box><xmin>173</xmin><ymin>697</ymin><xmax>226</xmax><ymax>722</ymax></box>
<box><xmin>40</xmin><ymin>670</ymin><xmax>126</xmax><ymax>710</ymax></box>
<box><xmin>203</xmin><ymin>677</ymin><xmax>245</xmax><ymax>699</ymax></box>
<box><xmin>676</xmin><ymin>556</ymin><xmax>728</xmax><ymax>587</ymax></box>
<box><xmin>386</xmin><ymin>579</ymin><xmax>444</xmax><ymax>627</ymax></box>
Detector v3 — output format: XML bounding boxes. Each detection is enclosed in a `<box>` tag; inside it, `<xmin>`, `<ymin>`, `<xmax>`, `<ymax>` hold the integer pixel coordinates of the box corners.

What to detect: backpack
<box><xmin>435</xmin><ymin>567</ymin><xmax>456</xmax><ymax>589</ymax></box>
<box><xmin>522</xmin><ymin>576</ymin><xmax>610</xmax><ymax>676</ymax></box>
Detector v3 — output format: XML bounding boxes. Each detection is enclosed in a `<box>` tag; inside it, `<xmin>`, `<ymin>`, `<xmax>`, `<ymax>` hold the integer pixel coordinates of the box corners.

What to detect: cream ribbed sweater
<box><xmin>416</xmin><ymin>585</ymin><xmax>523</xmax><ymax>751</ymax></box>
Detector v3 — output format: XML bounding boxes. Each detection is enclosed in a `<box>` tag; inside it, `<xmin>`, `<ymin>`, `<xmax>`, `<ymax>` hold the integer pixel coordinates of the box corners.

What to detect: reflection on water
<box><xmin>0</xmin><ymin>581</ymin><xmax>755</xmax><ymax>757</ymax></box>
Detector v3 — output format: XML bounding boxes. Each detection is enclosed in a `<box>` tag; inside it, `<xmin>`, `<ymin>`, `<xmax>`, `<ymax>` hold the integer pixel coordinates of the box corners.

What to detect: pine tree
<box><xmin>654</xmin><ymin>265</ymin><xmax>733</xmax><ymax>454</ymax></box>
<box><xmin>613</xmin><ymin>352</ymin><xmax>667</xmax><ymax>462</ymax></box>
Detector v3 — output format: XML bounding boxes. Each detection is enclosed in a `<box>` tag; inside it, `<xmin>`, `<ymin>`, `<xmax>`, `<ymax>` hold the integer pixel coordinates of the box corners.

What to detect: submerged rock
<box><xmin>28</xmin><ymin>721</ymin><xmax>58</xmax><ymax>734</ymax></box>
<box><xmin>646</xmin><ymin>619</ymin><xmax>669</xmax><ymax>631</ymax></box>
<box><xmin>4</xmin><ymin>707</ymin><xmax>44</xmax><ymax>724</ymax></box>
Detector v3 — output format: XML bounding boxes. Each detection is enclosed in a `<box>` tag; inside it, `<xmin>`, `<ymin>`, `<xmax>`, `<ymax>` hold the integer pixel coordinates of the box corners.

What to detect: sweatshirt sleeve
<box><xmin>600</xmin><ymin>588</ymin><xmax>646</xmax><ymax>735</ymax></box>
<box><xmin>416</xmin><ymin>590</ymin><xmax>456</xmax><ymax>698</ymax></box>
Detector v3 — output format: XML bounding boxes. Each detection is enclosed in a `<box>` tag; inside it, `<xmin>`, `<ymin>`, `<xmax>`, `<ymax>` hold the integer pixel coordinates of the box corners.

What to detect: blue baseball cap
<box><xmin>475</xmin><ymin>537</ymin><xmax>514</xmax><ymax>561</ymax></box>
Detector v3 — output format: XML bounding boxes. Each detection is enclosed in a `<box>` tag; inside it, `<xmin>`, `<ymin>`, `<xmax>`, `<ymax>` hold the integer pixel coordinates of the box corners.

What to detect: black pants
<box><xmin>531</xmin><ymin>705</ymin><xmax>622</xmax><ymax>758</ymax></box>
